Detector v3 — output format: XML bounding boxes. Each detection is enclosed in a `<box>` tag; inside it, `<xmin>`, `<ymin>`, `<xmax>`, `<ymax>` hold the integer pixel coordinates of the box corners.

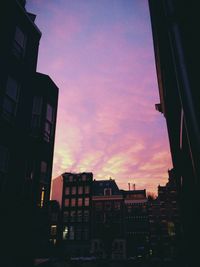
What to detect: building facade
<box><xmin>91</xmin><ymin>179</ymin><xmax>125</xmax><ymax>260</ymax></box>
<box><xmin>61</xmin><ymin>172</ymin><xmax>93</xmax><ymax>258</ymax></box>
<box><xmin>148</xmin><ymin>1</ymin><xmax>199</xmax><ymax>265</ymax></box>
<box><xmin>123</xmin><ymin>189</ymin><xmax>149</xmax><ymax>259</ymax></box>
<box><xmin>0</xmin><ymin>1</ymin><xmax>58</xmax><ymax>265</ymax></box>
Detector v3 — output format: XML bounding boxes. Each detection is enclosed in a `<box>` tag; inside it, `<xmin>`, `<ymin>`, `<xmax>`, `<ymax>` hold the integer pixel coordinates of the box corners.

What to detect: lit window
<box><xmin>71</xmin><ymin>186</ymin><xmax>76</xmax><ymax>195</ymax></box>
<box><xmin>13</xmin><ymin>26</ymin><xmax>26</xmax><ymax>58</ymax></box>
<box><xmin>40</xmin><ymin>186</ymin><xmax>45</xmax><ymax>207</ymax></box>
<box><xmin>65</xmin><ymin>187</ymin><xmax>70</xmax><ymax>195</ymax></box>
<box><xmin>63</xmin><ymin>226</ymin><xmax>68</xmax><ymax>240</ymax></box>
<box><xmin>85</xmin><ymin>186</ymin><xmax>90</xmax><ymax>194</ymax></box>
<box><xmin>71</xmin><ymin>198</ymin><xmax>76</xmax><ymax>207</ymax></box>
<box><xmin>2</xmin><ymin>76</ymin><xmax>20</xmax><ymax>121</ymax></box>
<box><xmin>65</xmin><ymin>199</ymin><xmax>69</xmax><ymax>207</ymax></box>
<box><xmin>84</xmin><ymin>197</ymin><xmax>89</xmax><ymax>206</ymax></box>
<box><xmin>78</xmin><ymin>186</ymin><xmax>83</xmax><ymax>194</ymax></box>
<box><xmin>50</xmin><ymin>225</ymin><xmax>57</xmax><ymax>236</ymax></box>
<box><xmin>78</xmin><ymin>198</ymin><xmax>83</xmax><ymax>207</ymax></box>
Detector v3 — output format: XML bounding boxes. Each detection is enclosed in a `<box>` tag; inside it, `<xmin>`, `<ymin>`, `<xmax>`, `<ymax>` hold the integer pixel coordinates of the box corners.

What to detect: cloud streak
<box><xmin>27</xmin><ymin>0</ymin><xmax>172</xmax><ymax>194</ymax></box>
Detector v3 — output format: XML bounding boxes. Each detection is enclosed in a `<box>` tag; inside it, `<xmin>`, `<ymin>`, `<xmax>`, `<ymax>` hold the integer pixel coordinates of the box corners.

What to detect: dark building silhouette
<box><xmin>148</xmin><ymin>169</ymin><xmax>181</xmax><ymax>261</ymax></box>
<box><xmin>61</xmin><ymin>172</ymin><xmax>93</xmax><ymax>258</ymax></box>
<box><xmin>148</xmin><ymin>0</ymin><xmax>199</xmax><ymax>264</ymax></box>
<box><xmin>123</xmin><ymin>189</ymin><xmax>149</xmax><ymax>259</ymax></box>
<box><xmin>91</xmin><ymin>179</ymin><xmax>125</xmax><ymax>259</ymax></box>
<box><xmin>0</xmin><ymin>0</ymin><xmax>58</xmax><ymax>265</ymax></box>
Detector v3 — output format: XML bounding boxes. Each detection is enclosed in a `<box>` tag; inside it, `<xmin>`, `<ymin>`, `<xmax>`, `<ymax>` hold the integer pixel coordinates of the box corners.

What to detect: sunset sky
<box><xmin>26</xmin><ymin>0</ymin><xmax>172</xmax><ymax>194</ymax></box>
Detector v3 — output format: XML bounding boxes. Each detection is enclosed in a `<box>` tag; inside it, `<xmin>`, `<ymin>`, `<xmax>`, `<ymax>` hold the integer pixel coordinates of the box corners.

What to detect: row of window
<box><xmin>94</xmin><ymin>201</ymin><xmax>121</xmax><ymax>211</ymax></box>
<box><xmin>63</xmin><ymin>210</ymin><xmax>89</xmax><ymax>222</ymax></box>
<box><xmin>64</xmin><ymin>174</ymin><xmax>91</xmax><ymax>182</ymax></box>
<box><xmin>64</xmin><ymin>197</ymin><xmax>90</xmax><ymax>207</ymax></box>
<box><xmin>63</xmin><ymin>225</ymin><xmax>89</xmax><ymax>241</ymax></box>
<box><xmin>2</xmin><ymin>77</ymin><xmax>55</xmax><ymax>142</ymax></box>
<box><xmin>65</xmin><ymin>185</ymin><xmax>90</xmax><ymax>195</ymax></box>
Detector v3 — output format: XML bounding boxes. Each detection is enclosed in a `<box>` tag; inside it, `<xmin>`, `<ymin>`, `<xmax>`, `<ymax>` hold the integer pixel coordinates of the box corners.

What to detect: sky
<box><xmin>26</xmin><ymin>0</ymin><xmax>172</xmax><ymax>194</ymax></box>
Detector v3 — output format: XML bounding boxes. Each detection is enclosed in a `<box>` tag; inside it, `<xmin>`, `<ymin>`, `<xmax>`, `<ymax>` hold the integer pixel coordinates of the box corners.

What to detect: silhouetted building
<box><xmin>123</xmin><ymin>189</ymin><xmax>149</xmax><ymax>259</ymax></box>
<box><xmin>148</xmin><ymin>1</ymin><xmax>199</xmax><ymax>265</ymax></box>
<box><xmin>148</xmin><ymin>169</ymin><xmax>181</xmax><ymax>261</ymax></box>
<box><xmin>91</xmin><ymin>179</ymin><xmax>125</xmax><ymax>259</ymax></box>
<box><xmin>0</xmin><ymin>0</ymin><xmax>58</xmax><ymax>265</ymax></box>
<box><xmin>61</xmin><ymin>172</ymin><xmax>93</xmax><ymax>258</ymax></box>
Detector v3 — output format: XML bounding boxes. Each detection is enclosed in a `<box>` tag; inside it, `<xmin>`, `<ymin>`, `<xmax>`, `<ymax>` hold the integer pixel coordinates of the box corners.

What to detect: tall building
<box><xmin>61</xmin><ymin>172</ymin><xmax>93</xmax><ymax>258</ymax></box>
<box><xmin>91</xmin><ymin>179</ymin><xmax>125</xmax><ymax>260</ymax></box>
<box><xmin>123</xmin><ymin>189</ymin><xmax>149</xmax><ymax>259</ymax></box>
<box><xmin>0</xmin><ymin>0</ymin><xmax>58</xmax><ymax>265</ymax></box>
<box><xmin>148</xmin><ymin>1</ymin><xmax>199</xmax><ymax>264</ymax></box>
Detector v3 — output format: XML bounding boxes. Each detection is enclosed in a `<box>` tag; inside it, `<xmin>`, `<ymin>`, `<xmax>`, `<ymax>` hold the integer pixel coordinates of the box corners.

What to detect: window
<box><xmin>76</xmin><ymin>226</ymin><xmax>82</xmax><ymax>240</ymax></box>
<box><xmin>71</xmin><ymin>186</ymin><xmax>76</xmax><ymax>195</ymax></box>
<box><xmin>69</xmin><ymin>226</ymin><xmax>75</xmax><ymax>240</ymax></box>
<box><xmin>50</xmin><ymin>225</ymin><xmax>57</xmax><ymax>236</ymax></box>
<box><xmin>63</xmin><ymin>226</ymin><xmax>68</xmax><ymax>240</ymax></box>
<box><xmin>78</xmin><ymin>198</ymin><xmax>83</xmax><ymax>207</ymax></box>
<box><xmin>69</xmin><ymin>175</ymin><xmax>73</xmax><ymax>182</ymax></box>
<box><xmin>65</xmin><ymin>199</ymin><xmax>69</xmax><ymax>207</ymax></box>
<box><xmin>105</xmin><ymin>202</ymin><xmax>111</xmax><ymax>210</ymax></box>
<box><xmin>84</xmin><ymin>197</ymin><xmax>89</xmax><ymax>206</ymax></box>
<box><xmin>78</xmin><ymin>186</ymin><xmax>83</xmax><ymax>194</ymax></box>
<box><xmin>31</xmin><ymin>96</ymin><xmax>42</xmax><ymax>133</ymax></box>
<box><xmin>71</xmin><ymin>198</ymin><xmax>76</xmax><ymax>207</ymax></box>
<box><xmin>0</xmin><ymin>146</ymin><xmax>9</xmax><ymax>173</ymax></box>
<box><xmin>40</xmin><ymin>186</ymin><xmax>45</xmax><ymax>207</ymax></box>
<box><xmin>40</xmin><ymin>161</ymin><xmax>48</xmax><ymax>183</ymax></box>
<box><xmin>82</xmin><ymin>174</ymin><xmax>87</xmax><ymax>181</ymax></box>
<box><xmin>95</xmin><ymin>202</ymin><xmax>102</xmax><ymax>211</ymax></box>
<box><xmin>104</xmin><ymin>188</ymin><xmax>112</xmax><ymax>196</ymax></box>
<box><xmin>77</xmin><ymin>210</ymin><xmax>82</xmax><ymax>222</ymax></box>
<box><xmin>13</xmin><ymin>26</ymin><xmax>26</xmax><ymax>58</ymax></box>
<box><xmin>65</xmin><ymin>187</ymin><xmax>70</xmax><ymax>195</ymax></box>
<box><xmin>44</xmin><ymin>103</ymin><xmax>54</xmax><ymax>142</ymax></box>
<box><xmin>2</xmin><ymin>76</ymin><xmax>20</xmax><ymax>121</ymax></box>
<box><xmin>63</xmin><ymin>211</ymin><xmax>69</xmax><ymax>222</ymax></box>
<box><xmin>85</xmin><ymin>185</ymin><xmax>90</xmax><ymax>194</ymax></box>
<box><xmin>83</xmin><ymin>210</ymin><xmax>89</xmax><ymax>222</ymax></box>
<box><xmin>114</xmin><ymin>201</ymin><xmax>121</xmax><ymax>210</ymax></box>
<box><xmin>82</xmin><ymin>228</ymin><xmax>89</xmax><ymax>240</ymax></box>
<box><xmin>70</xmin><ymin>211</ymin><xmax>76</xmax><ymax>222</ymax></box>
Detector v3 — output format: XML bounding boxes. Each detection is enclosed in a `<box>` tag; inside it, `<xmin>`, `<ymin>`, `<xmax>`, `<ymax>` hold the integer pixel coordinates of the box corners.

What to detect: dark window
<box><xmin>31</xmin><ymin>96</ymin><xmax>42</xmax><ymax>134</ymax></box>
<box><xmin>2</xmin><ymin>76</ymin><xmax>20</xmax><ymax>121</ymax></box>
<box><xmin>44</xmin><ymin>103</ymin><xmax>54</xmax><ymax>142</ymax></box>
<box><xmin>40</xmin><ymin>161</ymin><xmax>48</xmax><ymax>183</ymax></box>
<box><xmin>13</xmin><ymin>26</ymin><xmax>26</xmax><ymax>59</ymax></box>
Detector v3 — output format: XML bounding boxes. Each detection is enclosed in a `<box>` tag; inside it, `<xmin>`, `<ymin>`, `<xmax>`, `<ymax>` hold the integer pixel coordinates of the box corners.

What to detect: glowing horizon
<box><xmin>27</xmin><ymin>0</ymin><xmax>172</xmax><ymax>194</ymax></box>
